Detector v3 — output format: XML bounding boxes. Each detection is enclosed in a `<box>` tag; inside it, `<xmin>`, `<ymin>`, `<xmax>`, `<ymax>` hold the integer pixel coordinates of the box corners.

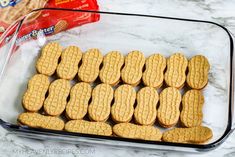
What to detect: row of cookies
<box><xmin>36</xmin><ymin>42</ymin><xmax>210</xmax><ymax>89</ymax></box>
<box><xmin>23</xmin><ymin>74</ymin><xmax>203</xmax><ymax>128</ymax></box>
<box><xmin>18</xmin><ymin>112</ymin><xmax>212</xmax><ymax>143</ymax></box>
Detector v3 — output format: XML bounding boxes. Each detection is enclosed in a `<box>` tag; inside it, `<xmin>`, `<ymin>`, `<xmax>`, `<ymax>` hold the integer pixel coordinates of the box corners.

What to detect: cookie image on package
<box><xmin>113</xmin><ymin>123</ymin><xmax>162</xmax><ymax>141</ymax></box>
<box><xmin>180</xmin><ymin>90</ymin><xmax>204</xmax><ymax>127</ymax></box>
<box><xmin>22</xmin><ymin>74</ymin><xmax>50</xmax><ymax>112</ymax></box>
<box><xmin>162</xmin><ymin>126</ymin><xmax>213</xmax><ymax>143</ymax></box>
<box><xmin>44</xmin><ymin>79</ymin><xmax>71</xmax><ymax>116</ymax></box>
<box><xmin>0</xmin><ymin>0</ymin><xmax>48</xmax><ymax>24</ymax></box>
<box><xmin>18</xmin><ymin>112</ymin><xmax>64</xmax><ymax>130</ymax></box>
<box><xmin>121</xmin><ymin>50</ymin><xmax>145</xmax><ymax>86</ymax></box>
<box><xmin>111</xmin><ymin>84</ymin><xmax>136</xmax><ymax>123</ymax></box>
<box><xmin>142</xmin><ymin>54</ymin><xmax>166</xmax><ymax>88</ymax></box>
<box><xmin>88</xmin><ymin>84</ymin><xmax>114</xmax><ymax>122</ymax></box>
<box><xmin>57</xmin><ymin>46</ymin><xmax>82</xmax><ymax>80</ymax></box>
<box><xmin>78</xmin><ymin>48</ymin><xmax>103</xmax><ymax>83</ymax></box>
<box><xmin>54</xmin><ymin>20</ymin><xmax>68</xmax><ymax>34</ymax></box>
<box><xmin>65</xmin><ymin>120</ymin><xmax>112</xmax><ymax>136</ymax></box>
<box><xmin>66</xmin><ymin>82</ymin><xmax>92</xmax><ymax>120</ymax></box>
<box><xmin>164</xmin><ymin>53</ymin><xmax>188</xmax><ymax>88</ymax></box>
<box><xmin>157</xmin><ymin>87</ymin><xmax>181</xmax><ymax>128</ymax></box>
<box><xmin>187</xmin><ymin>55</ymin><xmax>210</xmax><ymax>89</ymax></box>
<box><xmin>134</xmin><ymin>87</ymin><xmax>159</xmax><ymax>125</ymax></box>
<box><xmin>0</xmin><ymin>27</ymin><xmax>5</xmax><ymax>33</ymax></box>
<box><xmin>99</xmin><ymin>51</ymin><xmax>124</xmax><ymax>85</ymax></box>
<box><xmin>36</xmin><ymin>42</ymin><xmax>63</xmax><ymax>76</ymax></box>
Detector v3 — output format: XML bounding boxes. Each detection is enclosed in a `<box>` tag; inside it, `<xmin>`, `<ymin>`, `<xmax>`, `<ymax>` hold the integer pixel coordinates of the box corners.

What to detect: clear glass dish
<box><xmin>0</xmin><ymin>8</ymin><xmax>234</xmax><ymax>152</ymax></box>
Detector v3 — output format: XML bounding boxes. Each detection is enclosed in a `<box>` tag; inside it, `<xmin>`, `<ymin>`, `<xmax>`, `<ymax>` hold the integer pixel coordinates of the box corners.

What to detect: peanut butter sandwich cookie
<box><xmin>134</xmin><ymin>87</ymin><xmax>159</xmax><ymax>125</ymax></box>
<box><xmin>187</xmin><ymin>55</ymin><xmax>210</xmax><ymax>89</ymax></box>
<box><xmin>44</xmin><ymin>79</ymin><xmax>71</xmax><ymax>116</ymax></box>
<box><xmin>66</xmin><ymin>82</ymin><xmax>92</xmax><ymax>120</ymax></box>
<box><xmin>99</xmin><ymin>51</ymin><xmax>124</xmax><ymax>85</ymax></box>
<box><xmin>162</xmin><ymin>126</ymin><xmax>213</xmax><ymax>143</ymax></box>
<box><xmin>65</xmin><ymin>120</ymin><xmax>112</xmax><ymax>136</ymax></box>
<box><xmin>157</xmin><ymin>87</ymin><xmax>181</xmax><ymax>128</ymax></box>
<box><xmin>18</xmin><ymin>112</ymin><xmax>64</xmax><ymax>130</ymax></box>
<box><xmin>57</xmin><ymin>46</ymin><xmax>82</xmax><ymax>80</ymax></box>
<box><xmin>23</xmin><ymin>74</ymin><xmax>50</xmax><ymax>112</ymax></box>
<box><xmin>180</xmin><ymin>90</ymin><xmax>204</xmax><ymax>127</ymax></box>
<box><xmin>36</xmin><ymin>42</ymin><xmax>63</xmax><ymax>76</ymax></box>
<box><xmin>78</xmin><ymin>48</ymin><xmax>103</xmax><ymax>83</ymax></box>
<box><xmin>88</xmin><ymin>84</ymin><xmax>114</xmax><ymax>122</ymax></box>
<box><xmin>54</xmin><ymin>20</ymin><xmax>68</xmax><ymax>34</ymax></box>
<box><xmin>164</xmin><ymin>53</ymin><xmax>188</xmax><ymax>88</ymax></box>
<box><xmin>142</xmin><ymin>54</ymin><xmax>166</xmax><ymax>88</ymax></box>
<box><xmin>111</xmin><ymin>84</ymin><xmax>136</xmax><ymax>123</ymax></box>
<box><xmin>113</xmin><ymin>123</ymin><xmax>162</xmax><ymax>141</ymax></box>
<box><xmin>121</xmin><ymin>50</ymin><xmax>145</xmax><ymax>86</ymax></box>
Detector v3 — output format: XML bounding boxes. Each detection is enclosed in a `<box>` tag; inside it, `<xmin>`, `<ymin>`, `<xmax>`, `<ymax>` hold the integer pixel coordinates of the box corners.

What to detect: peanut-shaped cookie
<box><xmin>88</xmin><ymin>84</ymin><xmax>114</xmax><ymax>122</ymax></box>
<box><xmin>18</xmin><ymin>112</ymin><xmax>64</xmax><ymax>130</ymax></box>
<box><xmin>44</xmin><ymin>79</ymin><xmax>71</xmax><ymax>116</ymax></box>
<box><xmin>180</xmin><ymin>90</ymin><xmax>204</xmax><ymax>127</ymax></box>
<box><xmin>78</xmin><ymin>48</ymin><xmax>103</xmax><ymax>83</ymax></box>
<box><xmin>121</xmin><ymin>50</ymin><xmax>145</xmax><ymax>86</ymax></box>
<box><xmin>134</xmin><ymin>87</ymin><xmax>159</xmax><ymax>125</ymax></box>
<box><xmin>187</xmin><ymin>55</ymin><xmax>210</xmax><ymax>89</ymax></box>
<box><xmin>57</xmin><ymin>46</ymin><xmax>82</xmax><ymax>80</ymax></box>
<box><xmin>99</xmin><ymin>51</ymin><xmax>124</xmax><ymax>85</ymax></box>
<box><xmin>66</xmin><ymin>82</ymin><xmax>92</xmax><ymax>120</ymax></box>
<box><xmin>142</xmin><ymin>54</ymin><xmax>166</xmax><ymax>88</ymax></box>
<box><xmin>65</xmin><ymin>120</ymin><xmax>112</xmax><ymax>136</ymax></box>
<box><xmin>164</xmin><ymin>53</ymin><xmax>188</xmax><ymax>88</ymax></box>
<box><xmin>54</xmin><ymin>20</ymin><xmax>68</xmax><ymax>34</ymax></box>
<box><xmin>23</xmin><ymin>74</ymin><xmax>50</xmax><ymax>112</ymax></box>
<box><xmin>36</xmin><ymin>42</ymin><xmax>62</xmax><ymax>76</ymax></box>
<box><xmin>111</xmin><ymin>84</ymin><xmax>136</xmax><ymax>123</ymax></box>
<box><xmin>157</xmin><ymin>87</ymin><xmax>181</xmax><ymax>127</ymax></box>
<box><xmin>162</xmin><ymin>126</ymin><xmax>213</xmax><ymax>143</ymax></box>
<box><xmin>113</xmin><ymin>123</ymin><xmax>162</xmax><ymax>141</ymax></box>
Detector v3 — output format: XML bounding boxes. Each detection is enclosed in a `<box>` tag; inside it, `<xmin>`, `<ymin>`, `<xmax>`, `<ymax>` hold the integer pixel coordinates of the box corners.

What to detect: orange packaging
<box><xmin>0</xmin><ymin>0</ymin><xmax>99</xmax><ymax>45</ymax></box>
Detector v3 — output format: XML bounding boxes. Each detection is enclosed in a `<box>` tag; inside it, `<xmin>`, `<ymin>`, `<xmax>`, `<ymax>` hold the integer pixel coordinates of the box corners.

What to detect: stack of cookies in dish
<box><xmin>18</xmin><ymin>42</ymin><xmax>212</xmax><ymax>144</ymax></box>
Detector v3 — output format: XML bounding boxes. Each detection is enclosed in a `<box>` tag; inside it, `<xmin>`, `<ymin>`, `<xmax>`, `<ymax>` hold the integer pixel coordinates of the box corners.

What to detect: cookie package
<box><xmin>0</xmin><ymin>0</ymin><xmax>99</xmax><ymax>46</ymax></box>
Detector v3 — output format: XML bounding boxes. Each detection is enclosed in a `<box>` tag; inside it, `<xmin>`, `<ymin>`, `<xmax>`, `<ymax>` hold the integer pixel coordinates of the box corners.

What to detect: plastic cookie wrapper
<box><xmin>0</xmin><ymin>9</ymin><xmax>234</xmax><ymax>152</ymax></box>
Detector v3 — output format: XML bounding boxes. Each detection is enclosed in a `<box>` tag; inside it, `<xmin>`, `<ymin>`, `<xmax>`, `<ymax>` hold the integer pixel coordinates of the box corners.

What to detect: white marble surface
<box><xmin>0</xmin><ymin>0</ymin><xmax>235</xmax><ymax>157</ymax></box>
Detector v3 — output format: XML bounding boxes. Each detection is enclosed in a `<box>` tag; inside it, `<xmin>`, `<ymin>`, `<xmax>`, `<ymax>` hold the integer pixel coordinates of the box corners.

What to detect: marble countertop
<box><xmin>0</xmin><ymin>0</ymin><xmax>235</xmax><ymax>157</ymax></box>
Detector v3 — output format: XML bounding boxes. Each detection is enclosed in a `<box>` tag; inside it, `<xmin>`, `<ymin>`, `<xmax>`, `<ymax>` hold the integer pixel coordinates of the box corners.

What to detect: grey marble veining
<box><xmin>0</xmin><ymin>0</ymin><xmax>234</xmax><ymax>157</ymax></box>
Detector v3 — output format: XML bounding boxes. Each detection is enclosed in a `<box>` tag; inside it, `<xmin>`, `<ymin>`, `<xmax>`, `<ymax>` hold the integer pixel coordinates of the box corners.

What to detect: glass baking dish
<box><xmin>0</xmin><ymin>8</ymin><xmax>234</xmax><ymax>152</ymax></box>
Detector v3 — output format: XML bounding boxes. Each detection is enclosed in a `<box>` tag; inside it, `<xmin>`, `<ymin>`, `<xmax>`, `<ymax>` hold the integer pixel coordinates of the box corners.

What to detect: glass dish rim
<box><xmin>0</xmin><ymin>8</ymin><xmax>234</xmax><ymax>151</ymax></box>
